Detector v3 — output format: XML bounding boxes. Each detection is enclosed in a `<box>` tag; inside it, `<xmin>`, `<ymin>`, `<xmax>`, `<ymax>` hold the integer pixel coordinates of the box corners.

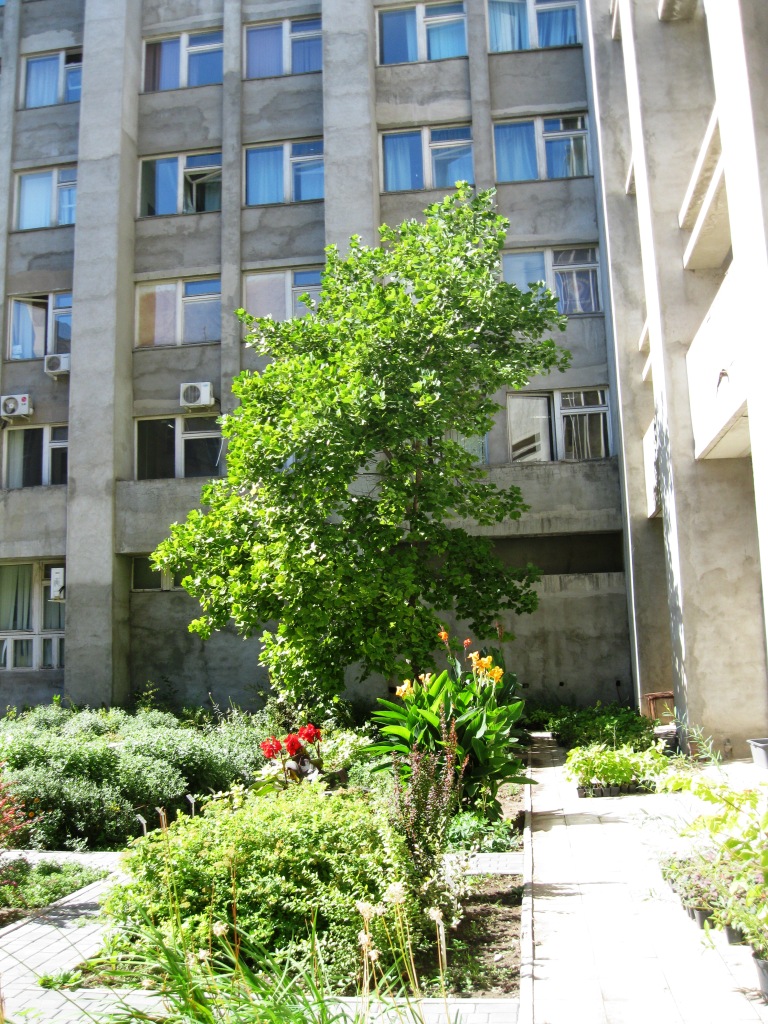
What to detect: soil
<box><xmin>447</xmin><ymin>873</ymin><xmax>523</xmax><ymax>996</ymax></box>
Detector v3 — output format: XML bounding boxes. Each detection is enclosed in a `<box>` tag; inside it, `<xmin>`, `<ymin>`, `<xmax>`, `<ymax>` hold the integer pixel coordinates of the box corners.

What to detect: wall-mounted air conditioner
<box><xmin>0</xmin><ymin>394</ymin><xmax>33</xmax><ymax>420</ymax></box>
<box><xmin>180</xmin><ymin>382</ymin><xmax>214</xmax><ymax>408</ymax></box>
<box><xmin>44</xmin><ymin>353</ymin><xmax>71</xmax><ymax>378</ymax></box>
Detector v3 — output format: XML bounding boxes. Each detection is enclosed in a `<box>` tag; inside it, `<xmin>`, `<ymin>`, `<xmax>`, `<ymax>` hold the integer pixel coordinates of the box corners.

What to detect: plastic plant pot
<box><xmin>747</xmin><ymin>739</ymin><xmax>768</xmax><ymax>769</ymax></box>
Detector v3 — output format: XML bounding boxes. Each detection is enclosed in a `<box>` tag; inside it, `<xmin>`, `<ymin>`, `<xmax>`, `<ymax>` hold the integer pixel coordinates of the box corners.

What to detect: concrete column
<box><xmin>466</xmin><ymin>0</ymin><xmax>494</xmax><ymax>190</ymax></box>
<box><xmin>321</xmin><ymin>0</ymin><xmax>379</xmax><ymax>247</ymax></box>
<box><xmin>0</xmin><ymin>0</ymin><xmax>22</xmax><ymax>374</ymax></box>
<box><xmin>65</xmin><ymin>0</ymin><xmax>141</xmax><ymax>705</ymax></box>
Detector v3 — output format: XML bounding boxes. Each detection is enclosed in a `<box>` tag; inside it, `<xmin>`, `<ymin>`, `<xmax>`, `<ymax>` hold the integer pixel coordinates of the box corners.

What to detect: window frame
<box><xmin>378</xmin><ymin>2</ymin><xmax>468</xmax><ymax>66</ymax></box>
<box><xmin>131</xmin><ymin>556</ymin><xmax>187</xmax><ymax>591</ymax></box>
<box><xmin>16</xmin><ymin>167</ymin><xmax>77</xmax><ymax>230</ymax></box>
<box><xmin>244</xmin><ymin>140</ymin><xmax>325</xmax><ymax>206</ymax></box>
<box><xmin>487</xmin><ymin>0</ymin><xmax>581</xmax><ymax>53</ymax></box>
<box><xmin>244</xmin><ymin>17</ymin><xmax>322</xmax><ymax>78</ymax></box>
<box><xmin>7</xmin><ymin>291</ymin><xmax>72</xmax><ymax>360</ymax></box>
<box><xmin>494</xmin><ymin>115</ymin><xmax>589</xmax><ymax>183</ymax></box>
<box><xmin>143</xmin><ymin>30</ymin><xmax>224</xmax><ymax>92</ymax></box>
<box><xmin>243</xmin><ymin>267</ymin><xmax>323</xmax><ymax>321</ymax></box>
<box><xmin>380</xmin><ymin>124</ymin><xmax>474</xmax><ymax>193</ymax></box>
<box><xmin>502</xmin><ymin>246</ymin><xmax>601</xmax><ymax>315</ymax></box>
<box><xmin>22</xmin><ymin>49</ymin><xmax>82</xmax><ymax>109</ymax></box>
<box><xmin>3</xmin><ymin>424</ymin><xmax>68</xmax><ymax>489</ymax></box>
<box><xmin>135</xmin><ymin>415</ymin><xmax>223</xmax><ymax>481</ymax></box>
<box><xmin>506</xmin><ymin>388</ymin><xmax>611</xmax><ymax>463</ymax></box>
<box><xmin>135</xmin><ymin>277</ymin><xmax>222</xmax><ymax>348</ymax></box>
<box><xmin>138</xmin><ymin>151</ymin><xmax>223</xmax><ymax>217</ymax></box>
<box><xmin>0</xmin><ymin>561</ymin><xmax>66</xmax><ymax>671</ymax></box>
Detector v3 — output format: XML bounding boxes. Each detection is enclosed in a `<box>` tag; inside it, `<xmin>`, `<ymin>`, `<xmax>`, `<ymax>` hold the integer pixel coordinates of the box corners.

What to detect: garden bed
<box><xmin>447</xmin><ymin>873</ymin><xmax>522</xmax><ymax>996</ymax></box>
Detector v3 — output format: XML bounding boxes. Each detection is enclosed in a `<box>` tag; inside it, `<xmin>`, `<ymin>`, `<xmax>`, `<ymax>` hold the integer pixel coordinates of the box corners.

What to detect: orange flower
<box><xmin>489</xmin><ymin>666</ymin><xmax>504</xmax><ymax>683</ymax></box>
<box><xmin>438</xmin><ymin>629</ymin><xmax>449</xmax><ymax>643</ymax></box>
<box><xmin>463</xmin><ymin>638</ymin><xmax>472</xmax><ymax>649</ymax></box>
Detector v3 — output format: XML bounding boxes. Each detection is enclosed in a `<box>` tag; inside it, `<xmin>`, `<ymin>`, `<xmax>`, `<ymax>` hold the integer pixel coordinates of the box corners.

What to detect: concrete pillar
<box><xmin>0</xmin><ymin>0</ymin><xmax>22</xmax><ymax>363</ymax></box>
<box><xmin>65</xmin><ymin>0</ymin><xmax>141</xmax><ymax>705</ymax></box>
<box><xmin>466</xmin><ymin>0</ymin><xmax>494</xmax><ymax>190</ymax></box>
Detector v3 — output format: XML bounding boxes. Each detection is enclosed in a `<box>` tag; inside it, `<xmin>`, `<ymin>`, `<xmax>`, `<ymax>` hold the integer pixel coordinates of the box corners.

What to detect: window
<box><xmin>503</xmin><ymin>247</ymin><xmax>601</xmax><ymax>313</ymax></box>
<box><xmin>382</xmin><ymin>126</ymin><xmax>473</xmax><ymax>192</ymax></box>
<box><xmin>136</xmin><ymin>417</ymin><xmax>222</xmax><ymax>480</ymax></box>
<box><xmin>132</xmin><ymin>557</ymin><xmax>187</xmax><ymax>591</ymax></box>
<box><xmin>8</xmin><ymin>293</ymin><xmax>71</xmax><ymax>360</ymax></box>
<box><xmin>245</xmin><ymin>141</ymin><xmax>324</xmax><ymax>205</ymax></box>
<box><xmin>0</xmin><ymin>562</ymin><xmax>65</xmax><ymax>670</ymax></box>
<box><xmin>17</xmin><ymin>168</ymin><xmax>76</xmax><ymax>229</ymax></box>
<box><xmin>507</xmin><ymin>389</ymin><xmax>610</xmax><ymax>462</ymax></box>
<box><xmin>24</xmin><ymin>50</ymin><xmax>82</xmax><ymax>108</ymax></box>
<box><xmin>136</xmin><ymin>279</ymin><xmax>221</xmax><ymax>347</ymax></box>
<box><xmin>494</xmin><ymin>116</ymin><xmax>588</xmax><ymax>182</ymax></box>
<box><xmin>144</xmin><ymin>31</ymin><xmax>223</xmax><ymax>91</ymax></box>
<box><xmin>4</xmin><ymin>426</ymin><xmax>67</xmax><ymax>489</ymax></box>
<box><xmin>140</xmin><ymin>152</ymin><xmax>222</xmax><ymax>216</ymax></box>
<box><xmin>488</xmin><ymin>0</ymin><xmax>580</xmax><ymax>52</ymax></box>
<box><xmin>379</xmin><ymin>3</ymin><xmax>467</xmax><ymax>64</ymax></box>
<box><xmin>246</xmin><ymin>18</ymin><xmax>322</xmax><ymax>77</ymax></box>
<box><xmin>446</xmin><ymin>430</ymin><xmax>487</xmax><ymax>463</ymax></box>
<box><xmin>244</xmin><ymin>268</ymin><xmax>322</xmax><ymax>320</ymax></box>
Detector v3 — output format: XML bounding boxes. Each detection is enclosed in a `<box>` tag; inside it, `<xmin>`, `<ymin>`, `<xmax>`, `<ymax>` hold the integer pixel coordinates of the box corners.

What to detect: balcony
<box><xmin>679</xmin><ymin>109</ymin><xmax>732</xmax><ymax>271</ymax></box>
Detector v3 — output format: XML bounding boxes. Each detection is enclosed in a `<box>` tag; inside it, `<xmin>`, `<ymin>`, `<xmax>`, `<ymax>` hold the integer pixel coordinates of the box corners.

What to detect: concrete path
<box><xmin>527</xmin><ymin>736</ymin><xmax>768</xmax><ymax>1024</ymax></box>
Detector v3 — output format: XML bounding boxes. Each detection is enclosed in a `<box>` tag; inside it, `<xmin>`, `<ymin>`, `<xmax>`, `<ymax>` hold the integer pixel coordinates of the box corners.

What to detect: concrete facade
<box><xmin>0</xmin><ymin>0</ymin><xmax>672</xmax><ymax>722</ymax></box>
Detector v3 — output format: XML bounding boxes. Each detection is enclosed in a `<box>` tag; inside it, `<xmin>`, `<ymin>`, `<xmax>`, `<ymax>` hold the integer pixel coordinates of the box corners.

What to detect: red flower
<box><xmin>260</xmin><ymin>737</ymin><xmax>283</xmax><ymax>760</ymax></box>
<box><xmin>283</xmin><ymin>733</ymin><xmax>303</xmax><ymax>757</ymax></box>
<box><xmin>298</xmin><ymin>723</ymin><xmax>321</xmax><ymax>745</ymax></box>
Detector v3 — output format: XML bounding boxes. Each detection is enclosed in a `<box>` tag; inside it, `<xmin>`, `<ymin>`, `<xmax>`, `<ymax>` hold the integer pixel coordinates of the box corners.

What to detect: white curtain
<box><xmin>246</xmin><ymin>147</ymin><xmax>284</xmax><ymax>204</ymax></box>
<box><xmin>25</xmin><ymin>56</ymin><xmax>59</xmax><ymax>107</ymax></box>
<box><xmin>18</xmin><ymin>172</ymin><xmax>52</xmax><ymax>229</ymax></box>
<box><xmin>247</xmin><ymin>25</ymin><xmax>283</xmax><ymax>77</ymax></box>
<box><xmin>489</xmin><ymin>1</ymin><xmax>529</xmax><ymax>52</ymax></box>
<box><xmin>10</xmin><ymin>299</ymin><xmax>46</xmax><ymax>360</ymax></box>
<box><xmin>494</xmin><ymin>123</ymin><xmax>537</xmax><ymax>181</ymax></box>
<box><xmin>0</xmin><ymin>565</ymin><xmax>33</xmax><ymax>631</ymax></box>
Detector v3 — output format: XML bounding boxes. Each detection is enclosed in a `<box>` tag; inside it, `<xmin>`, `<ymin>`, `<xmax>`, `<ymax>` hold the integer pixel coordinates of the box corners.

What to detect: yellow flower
<box><xmin>468</xmin><ymin>650</ymin><xmax>480</xmax><ymax>663</ymax></box>
<box><xmin>489</xmin><ymin>666</ymin><xmax>504</xmax><ymax>683</ymax></box>
<box><xmin>395</xmin><ymin>680</ymin><xmax>414</xmax><ymax>698</ymax></box>
<box><xmin>478</xmin><ymin>656</ymin><xmax>493</xmax><ymax>671</ymax></box>
<box><xmin>418</xmin><ymin>672</ymin><xmax>432</xmax><ymax>685</ymax></box>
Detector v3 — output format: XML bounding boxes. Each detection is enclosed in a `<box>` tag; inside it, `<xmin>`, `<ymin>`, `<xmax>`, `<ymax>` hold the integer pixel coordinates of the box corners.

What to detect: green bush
<box><xmin>445</xmin><ymin>811</ymin><xmax>521</xmax><ymax>853</ymax></box>
<box><xmin>0</xmin><ymin>857</ymin><xmax>105</xmax><ymax>909</ymax></box>
<box><xmin>544</xmin><ymin>702</ymin><xmax>656</xmax><ymax>751</ymax></box>
<box><xmin>104</xmin><ymin>786</ymin><xmax>425</xmax><ymax>991</ymax></box>
<box><xmin>115</xmin><ymin>753</ymin><xmax>188</xmax><ymax>810</ymax></box>
<box><xmin>564</xmin><ymin>741</ymin><xmax>669</xmax><ymax>789</ymax></box>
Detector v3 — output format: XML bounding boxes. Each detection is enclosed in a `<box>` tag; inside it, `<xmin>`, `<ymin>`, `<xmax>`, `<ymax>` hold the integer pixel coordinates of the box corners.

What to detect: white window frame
<box><xmin>506</xmin><ymin>388</ymin><xmax>611</xmax><ymax>462</ymax></box>
<box><xmin>244</xmin><ymin>17</ymin><xmax>322</xmax><ymax>78</ymax></box>
<box><xmin>135</xmin><ymin>277</ymin><xmax>221</xmax><ymax>348</ymax></box>
<box><xmin>243</xmin><ymin>268</ymin><xmax>323</xmax><ymax>321</ymax></box>
<box><xmin>487</xmin><ymin>0</ymin><xmax>581</xmax><ymax>53</ymax></box>
<box><xmin>494</xmin><ymin>115</ymin><xmax>589</xmax><ymax>183</ymax></box>
<box><xmin>380</xmin><ymin>125</ymin><xmax>474</xmax><ymax>192</ymax></box>
<box><xmin>378</xmin><ymin>2</ymin><xmax>467</xmax><ymax>65</ymax></box>
<box><xmin>131</xmin><ymin>557</ymin><xmax>187</xmax><ymax>591</ymax></box>
<box><xmin>135</xmin><ymin>416</ymin><xmax>223</xmax><ymax>480</ymax></box>
<box><xmin>16</xmin><ymin>167</ymin><xmax>77</xmax><ymax>230</ymax></box>
<box><xmin>3</xmin><ymin>425</ymin><xmax>68</xmax><ymax>489</ymax></box>
<box><xmin>502</xmin><ymin>246</ymin><xmax>601</xmax><ymax>314</ymax></box>
<box><xmin>0</xmin><ymin>562</ymin><xmax>66</xmax><ymax>671</ymax></box>
<box><xmin>22</xmin><ymin>50</ymin><xmax>82</xmax><ymax>108</ymax></box>
<box><xmin>7</xmin><ymin>292</ymin><xmax>72</xmax><ymax>360</ymax></box>
<box><xmin>138</xmin><ymin>151</ymin><xmax>222</xmax><ymax>217</ymax></box>
<box><xmin>244</xmin><ymin>140</ymin><xmax>325</xmax><ymax>205</ymax></box>
<box><xmin>143</xmin><ymin>30</ymin><xmax>223</xmax><ymax>92</ymax></box>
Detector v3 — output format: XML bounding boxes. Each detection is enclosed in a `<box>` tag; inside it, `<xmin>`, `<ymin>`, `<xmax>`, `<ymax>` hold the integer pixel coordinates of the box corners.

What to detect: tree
<box><xmin>153</xmin><ymin>185</ymin><xmax>569</xmax><ymax>706</ymax></box>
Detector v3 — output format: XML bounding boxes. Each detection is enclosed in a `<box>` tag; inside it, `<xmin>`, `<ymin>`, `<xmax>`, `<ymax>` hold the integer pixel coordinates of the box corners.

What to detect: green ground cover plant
<box><xmin>0</xmin><ymin>857</ymin><xmax>105</xmax><ymax>913</ymax></box>
<box><xmin>526</xmin><ymin>701</ymin><xmax>657</xmax><ymax>750</ymax></box>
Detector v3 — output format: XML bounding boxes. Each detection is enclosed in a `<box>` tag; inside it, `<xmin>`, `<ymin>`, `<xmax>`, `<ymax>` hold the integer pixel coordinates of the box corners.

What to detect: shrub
<box><xmin>546</xmin><ymin>702</ymin><xmax>656</xmax><ymax>751</ymax></box>
<box><xmin>115</xmin><ymin>753</ymin><xmax>188</xmax><ymax>810</ymax></box>
<box><xmin>0</xmin><ymin>856</ymin><xmax>105</xmax><ymax>909</ymax></box>
<box><xmin>445</xmin><ymin>811</ymin><xmax>521</xmax><ymax>853</ymax></box>
<box><xmin>564</xmin><ymin>742</ymin><xmax>668</xmax><ymax>789</ymax></box>
<box><xmin>104</xmin><ymin>786</ymin><xmax>425</xmax><ymax>991</ymax></box>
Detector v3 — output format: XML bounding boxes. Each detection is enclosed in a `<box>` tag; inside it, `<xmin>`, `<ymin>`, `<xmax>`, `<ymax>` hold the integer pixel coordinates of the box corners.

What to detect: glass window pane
<box><xmin>292</xmin><ymin>270</ymin><xmax>322</xmax><ymax>316</ymax></box>
<box><xmin>555</xmin><ymin>268</ymin><xmax>600</xmax><ymax>313</ymax></box>
<box><xmin>184</xmin><ymin>435</ymin><xmax>221</xmax><ymax>477</ymax></box>
<box><xmin>431</xmin><ymin>136</ymin><xmax>473</xmax><ymax>188</ymax></box>
<box><xmin>57</xmin><ymin>183</ymin><xmax>76</xmax><ymax>225</ymax></box>
<box><xmin>503</xmin><ymin>252</ymin><xmax>547</xmax><ymax>291</ymax></box>
<box><xmin>489</xmin><ymin>1</ymin><xmax>529</xmax><ymax>52</ymax></box>
<box><xmin>141</xmin><ymin>158</ymin><xmax>179</xmax><ymax>216</ymax></box>
<box><xmin>537</xmin><ymin>6</ymin><xmax>579</xmax><ymax>47</ymax></box>
<box><xmin>0</xmin><ymin>640</ymin><xmax>6</xmax><ymax>669</ymax></box>
<box><xmin>246</xmin><ymin>147</ymin><xmax>285</xmax><ymax>205</ymax></box>
<box><xmin>507</xmin><ymin>396</ymin><xmax>552</xmax><ymax>462</ymax></box>
<box><xmin>563</xmin><ymin>412</ymin><xmax>608</xmax><ymax>460</ymax></box>
<box><xmin>184</xmin><ymin>279</ymin><xmax>220</xmax><ymax>297</ymax></box>
<box><xmin>145</xmin><ymin>38</ymin><xmax>180</xmax><ymax>91</ymax></box>
<box><xmin>53</xmin><ymin>311</ymin><xmax>71</xmax><ymax>354</ymax></box>
<box><xmin>426</xmin><ymin>20</ymin><xmax>467</xmax><ymax>60</ymax></box>
<box><xmin>65</xmin><ymin>66</ymin><xmax>82</xmax><ymax>103</ymax></box>
<box><xmin>379</xmin><ymin>9</ymin><xmax>418</xmax><ymax>64</ymax></box>
<box><xmin>245</xmin><ymin>273</ymin><xmax>288</xmax><ymax>321</ymax></box>
<box><xmin>50</xmin><ymin>445</ymin><xmax>68</xmax><ymax>485</ymax></box>
<box><xmin>183</xmin><ymin>417</ymin><xmax>218</xmax><ymax>432</ymax></box>
<box><xmin>545</xmin><ymin>135</ymin><xmax>588</xmax><ymax>178</ymax></box>
<box><xmin>247</xmin><ymin>25</ymin><xmax>283</xmax><ymax>77</ymax></box>
<box><xmin>188</xmin><ymin>47</ymin><xmax>223</xmax><ymax>87</ymax></box>
<box><xmin>383</xmin><ymin>132</ymin><xmax>424</xmax><ymax>191</ymax></box>
<box><xmin>292</xmin><ymin>157</ymin><xmax>324</xmax><ymax>201</ymax></box>
<box><xmin>25</xmin><ymin>56</ymin><xmax>60</xmax><ymax>108</ymax></box>
<box><xmin>137</xmin><ymin>283</ymin><xmax>177</xmax><ymax>347</ymax></box>
<box><xmin>183</xmin><ymin>296</ymin><xmax>221</xmax><ymax>344</ymax></box>
<box><xmin>42</xmin><ymin>638</ymin><xmax>54</xmax><ymax>668</ymax></box>
<box><xmin>7</xmin><ymin>430</ymin><xmax>43</xmax><ymax>489</ymax></box>
<box><xmin>494</xmin><ymin>122</ymin><xmax>537</xmax><ymax>182</ymax></box>
<box><xmin>43</xmin><ymin>590</ymin><xmax>65</xmax><ymax>631</ymax></box>
<box><xmin>133</xmin><ymin>557</ymin><xmax>162</xmax><ymax>590</ymax></box>
<box><xmin>18</xmin><ymin>172</ymin><xmax>52</xmax><ymax>229</ymax></box>
<box><xmin>292</xmin><ymin>34</ymin><xmax>322</xmax><ymax>73</ymax></box>
<box><xmin>137</xmin><ymin>419</ymin><xmax>176</xmax><ymax>479</ymax></box>
<box><xmin>10</xmin><ymin>298</ymin><xmax>47</xmax><ymax>360</ymax></box>
<box><xmin>0</xmin><ymin>565</ymin><xmax>33</xmax><ymax>630</ymax></box>
<box><xmin>13</xmin><ymin>640</ymin><xmax>33</xmax><ymax>668</ymax></box>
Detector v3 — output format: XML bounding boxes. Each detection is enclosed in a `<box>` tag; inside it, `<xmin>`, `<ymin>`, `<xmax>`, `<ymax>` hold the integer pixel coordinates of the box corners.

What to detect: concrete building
<box><xmin>0</xmin><ymin>0</ymin><xmax>760</xmax><ymax>749</ymax></box>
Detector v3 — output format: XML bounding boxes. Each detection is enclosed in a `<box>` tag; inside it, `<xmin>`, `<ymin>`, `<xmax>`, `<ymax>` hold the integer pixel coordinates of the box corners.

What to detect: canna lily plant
<box><xmin>365</xmin><ymin>630</ymin><xmax>527</xmax><ymax>819</ymax></box>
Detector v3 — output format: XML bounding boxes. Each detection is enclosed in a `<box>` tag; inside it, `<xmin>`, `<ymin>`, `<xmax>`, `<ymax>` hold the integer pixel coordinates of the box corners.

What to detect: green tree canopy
<box><xmin>154</xmin><ymin>185</ymin><xmax>569</xmax><ymax>706</ymax></box>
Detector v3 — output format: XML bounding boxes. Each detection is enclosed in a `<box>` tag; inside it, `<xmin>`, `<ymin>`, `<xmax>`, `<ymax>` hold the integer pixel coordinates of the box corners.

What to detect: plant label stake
<box><xmin>135</xmin><ymin>814</ymin><xmax>147</xmax><ymax>837</ymax></box>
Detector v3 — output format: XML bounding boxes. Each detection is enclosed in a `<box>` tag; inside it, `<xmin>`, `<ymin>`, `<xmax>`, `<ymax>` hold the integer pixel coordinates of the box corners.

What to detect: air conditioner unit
<box><xmin>0</xmin><ymin>394</ymin><xmax>33</xmax><ymax>420</ymax></box>
<box><xmin>50</xmin><ymin>567</ymin><xmax>66</xmax><ymax>602</ymax></box>
<box><xmin>180</xmin><ymin>381</ymin><xmax>214</xmax><ymax>408</ymax></box>
<box><xmin>44</xmin><ymin>353</ymin><xmax>71</xmax><ymax>378</ymax></box>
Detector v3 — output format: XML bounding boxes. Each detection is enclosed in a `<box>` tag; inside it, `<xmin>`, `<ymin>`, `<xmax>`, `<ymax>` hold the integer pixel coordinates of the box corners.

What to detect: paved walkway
<box><xmin>527</xmin><ymin>736</ymin><xmax>768</xmax><ymax>1024</ymax></box>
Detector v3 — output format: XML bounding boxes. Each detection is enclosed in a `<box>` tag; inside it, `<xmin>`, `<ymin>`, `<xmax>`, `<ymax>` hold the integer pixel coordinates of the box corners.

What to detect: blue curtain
<box><xmin>18</xmin><ymin>172</ymin><xmax>52</xmax><ymax>229</ymax></box>
<box><xmin>247</xmin><ymin>25</ymin><xmax>283</xmax><ymax>77</ymax></box>
<box><xmin>494</xmin><ymin>123</ymin><xmax>537</xmax><ymax>182</ymax></box>
<box><xmin>488</xmin><ymin>1</ymin><xmax>529</xmax><ymax>52</ymax></box>
<box><xmin>246</xmin><ymin>147</ymin><xmax>284</xmax><ymax>204</ymax></box>
<box><xmin>383</xmin><ymin>133</ymin><xmax>423</xmax><ymax>191</ymax></box>
<box><xmin>292</xmin><ymin>20</ymin><xmax>322</xmax><ymax>74</ymax></box>
<box><xmin>379</xmin><ymin>9</ymin><xmax>418</xmax><ymax>64</ymax></box>
<box><xmin>427</xmin><ymin>20</ymin><xmax>467</xmax><ymax>59</ymax></box>
<box><xmin>537</xmin><ymin>7</ymin><xmax>579</xmax><ymax>47</ymax></box>
<box><xmin>157</xmin><ymin>39</ymin><xmax>180</xmax><ymax>90</ymax></box>
<box><xmin>431</xmin><ymin>129</ymin><xmax>473</xmax><ymax>188</ymax></box>
<box><xmin>25</xmin><ymin>56</ymin><xmax>59</xmax><ymax>107</ymax></box>
<box><xmin>545</xmin><ymin>137</ymin><xmax>587</xmax><ymax>178</ymax></box>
